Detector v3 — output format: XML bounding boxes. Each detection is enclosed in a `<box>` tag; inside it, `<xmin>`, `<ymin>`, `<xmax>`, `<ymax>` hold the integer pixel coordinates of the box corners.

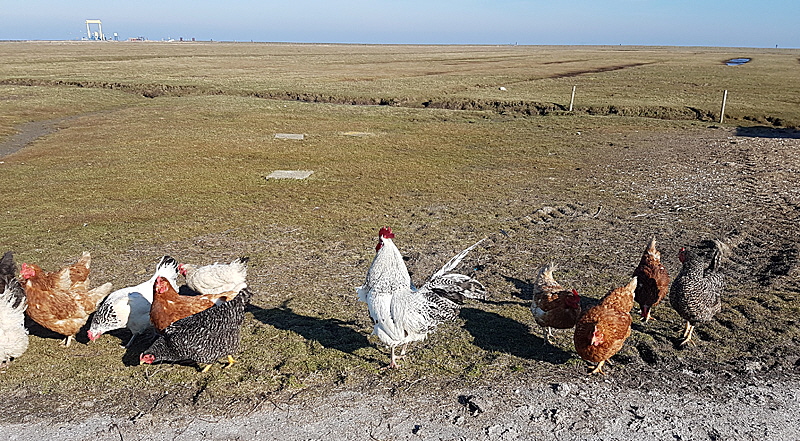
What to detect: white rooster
<box><xmin>0</xmin><ymin>277</ymin><xmax>28</xmax><ymax>367</ymax></box>
<box><xmin>178</xmin><ymin>257</ymin><xmax>249</xmax><ymax>295</ymax></box>
<box><xmin>87</xmin><ymin>255</ymin><xmax>180</xmax><ymax>347</ymax></box>
<box><xmin>357</xmin><ymin>226</ymin><xmax>486</xmax><ymax>369</ymax></box>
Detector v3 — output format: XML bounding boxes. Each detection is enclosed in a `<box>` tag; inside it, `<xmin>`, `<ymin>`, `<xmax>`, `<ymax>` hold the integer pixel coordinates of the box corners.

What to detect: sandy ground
<box><xmin>2</xmin><ymin>374</ymin><xmax>798</xmax><ymax>440</ymax></box>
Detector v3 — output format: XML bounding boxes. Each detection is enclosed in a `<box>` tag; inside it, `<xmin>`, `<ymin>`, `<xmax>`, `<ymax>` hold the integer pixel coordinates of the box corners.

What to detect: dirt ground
<box><xmin>2</xmin><ymin>122</ymin><xmax>800</xmax><ymax>440</ymax></box>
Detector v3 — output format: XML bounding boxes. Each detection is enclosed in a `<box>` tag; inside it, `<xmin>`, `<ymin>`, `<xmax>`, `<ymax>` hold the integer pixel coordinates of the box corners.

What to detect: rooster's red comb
<box><xmin>378</xmin><ymin>226</ymin><xmax>395</xmax><ymax>239</ymax></box>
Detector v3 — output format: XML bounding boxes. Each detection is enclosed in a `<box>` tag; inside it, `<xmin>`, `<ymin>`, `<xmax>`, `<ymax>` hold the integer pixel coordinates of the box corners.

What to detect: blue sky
<box><xmin>2</xmin><ymin>0</ymin><xmax>798</xmax><ymax>47</ymax></box>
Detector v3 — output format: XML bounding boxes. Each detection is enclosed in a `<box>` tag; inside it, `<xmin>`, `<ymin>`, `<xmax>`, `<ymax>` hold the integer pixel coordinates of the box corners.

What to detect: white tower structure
<box><xmin>85</xmin><ymin>20</ymin><xmax>104</xmax><ymax>40</ymax></box>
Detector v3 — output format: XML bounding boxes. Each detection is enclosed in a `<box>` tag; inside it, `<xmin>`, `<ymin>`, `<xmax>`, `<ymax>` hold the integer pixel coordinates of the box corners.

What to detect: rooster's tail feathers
<box><xmin>429</xmin><ymin>238</ymin><xmax>486</xmax><ymax>281</ymax></box>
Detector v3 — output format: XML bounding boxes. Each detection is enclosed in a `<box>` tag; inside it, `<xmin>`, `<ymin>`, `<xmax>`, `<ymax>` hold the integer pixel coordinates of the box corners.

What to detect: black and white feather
<box><xmin>0</xmin><ymin>251</ymin><xmax>22</xmax><ymax>307</ymax></box>
<box><xmin>669</xmin><ymin>240</ymin><xmax>726</xmax><ymax>345</ymax></box>
<box><xmin>141</xmin><ymin>287</ymin><xmax>251</xmax><ymax>366</ymax></box>
<box><xmin>0</xmin><ymin>277</ymin><xmax>28</xmax><ymax>366</ymax></box>
<box><xmin>88</xmin><ymin>255</ymin><xmax>180</xmax><ymax>347</ymax></box>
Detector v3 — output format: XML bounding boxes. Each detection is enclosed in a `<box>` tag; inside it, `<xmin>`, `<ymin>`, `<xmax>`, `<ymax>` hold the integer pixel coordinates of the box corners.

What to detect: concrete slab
<box><xmin>265</xmin><ymin>170</ymin><xmax>314</xmax><ymax>180</ymax></box>
<box><xmin>274</xmin><ymin>133</ymin><xmax>304</xmax><ymax>140</ymax></box>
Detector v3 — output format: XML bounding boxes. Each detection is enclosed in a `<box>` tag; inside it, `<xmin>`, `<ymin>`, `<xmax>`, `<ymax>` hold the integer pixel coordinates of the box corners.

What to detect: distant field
<box><xmin>0</xmin><ymin>42</ymin><xmax>798</xmax><ymax>424</ymax></box>
<box><xmin>1</xmin><ymin>42</ymin><xmax>798</xmax><ymax>130</ymax></box>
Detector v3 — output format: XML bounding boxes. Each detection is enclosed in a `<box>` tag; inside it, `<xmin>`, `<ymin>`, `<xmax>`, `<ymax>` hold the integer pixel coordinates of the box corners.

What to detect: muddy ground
<box><xmin>2</xmin><ymin>123</ymin><xmax>800</xmax><ymax>440</ymax></box>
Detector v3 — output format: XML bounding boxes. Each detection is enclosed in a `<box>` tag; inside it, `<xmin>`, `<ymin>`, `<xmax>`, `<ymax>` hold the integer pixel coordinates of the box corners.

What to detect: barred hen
<box><xmin>530</xmin><ymin>263</ymin><xmax>581</xmax><ymax>344</ymax></box>
<box><xmin>139</xmin><ymin>287</ymin><xmax>251</xmax><ymax>372</ymax></box>
<box><xmin>574</xmin><ymin>277</ymin><xmax>637</xmax><ymax>375</ymax></box>
<box><xmin>178</xmin><ymin>257</ymin><xmax>248</xmax><ymax>295</ymax></box>
<box><xmin>20</xmin><ymin>252</ymin><xmax>113</xmax><ymax>347</ymax></box>
<box><xmin>0</xmin><ymin>278</ymin><xmax>28</xmax><ymax>367</ymax></box>
<box><xmin>356</xmin><ymin>226</ymin><xmax>485</xmax><ymax>369</ymax></box>
<box><xmin>632</xmin><ymin>237</ymin><xmax>671</xmax><ymax>323</ymax></box>
<box><xmin>669</xmin><ymin>240</ymin><xmax>725</xmax><ymax>346</ymax></box>
<box><xmin>88</xmin><ymin>256</ymin><xmax>180</xmax><ymax>347</ymax></box>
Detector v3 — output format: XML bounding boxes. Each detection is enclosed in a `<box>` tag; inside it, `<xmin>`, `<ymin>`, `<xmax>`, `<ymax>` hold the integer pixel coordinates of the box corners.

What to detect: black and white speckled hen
<box><xmin>668</xmin><ymin>240</ymin><xmax>726</xmax><ymax>346</ymax></box>
<box><xmin>139</xmin><ymin>287</ymin><xmax>251</xmax><ymax>372</ymax></box>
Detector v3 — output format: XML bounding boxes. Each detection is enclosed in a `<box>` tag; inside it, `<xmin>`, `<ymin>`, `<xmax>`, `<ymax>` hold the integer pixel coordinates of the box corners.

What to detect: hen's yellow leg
<box><xmin>222</xmin><ymin>355</ymin><xmax>237</xmax><ymax>369</ymax></box>
<box><xmin>589</xmin><ymin>360</ymin><xmax>607</xmax><ymax>375</ymax></box>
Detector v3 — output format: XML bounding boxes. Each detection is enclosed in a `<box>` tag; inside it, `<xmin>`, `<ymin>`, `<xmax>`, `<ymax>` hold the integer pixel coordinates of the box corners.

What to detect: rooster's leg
<box><xmin>381</xmin><ymin>346</ymin><xmax>401</xmax><ymax>370</ymax></box>
<box><xmin>398</xmin><ymin>343</ymin><xmax>409</xmax><ymax>358</ymax></box>
<box><xmin>589</xmin><ymin>360</ymin><xmax>607</xmax><ymax>375</ymax></box>
<box><xmin>200</xmin><ymin>363</ymin><xmax>213</xmax><ymax>373</ymax></box>
<box><xmin>222</xmin><ymin>355</ymin><xmax>237</xmax><ymax>369</ymax></box>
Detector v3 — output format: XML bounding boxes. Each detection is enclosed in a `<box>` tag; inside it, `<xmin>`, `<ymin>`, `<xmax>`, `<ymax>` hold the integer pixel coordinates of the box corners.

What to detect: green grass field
<box><xmin>0</xmin><ymin>42</ymin><xmax>798</xmax><ymax>419</ymax></box>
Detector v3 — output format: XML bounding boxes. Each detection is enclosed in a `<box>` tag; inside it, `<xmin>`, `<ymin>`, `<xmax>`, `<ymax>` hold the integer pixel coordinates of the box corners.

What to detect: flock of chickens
<box><xmin>0</xmin><ymin>227</ymin><xmax>726</xmax><ymax>375</ymax></box>
<box><xmin>0</xmin><ymin>252</ymin><xmax>251</xmax><ymax>372</ymax></box>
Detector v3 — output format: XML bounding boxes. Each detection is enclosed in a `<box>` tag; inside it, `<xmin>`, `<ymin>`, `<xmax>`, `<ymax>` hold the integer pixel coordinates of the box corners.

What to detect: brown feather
<box><xmin>531</xmin><ymin>263</ymin><xmax>581</xmax><ymax>330</ymax></box>
<box><xmin>21</xmin><ymin>252</ymin><xmax>110</xmax><ymax>340</ymax></box>
<box><xmin>149</xmin><ymin>276</ymin><xmax>236</xmax><ymax>332</ymax></box>
<box><xmin>573</xmin><ymin>277</ymin><xmax>637</xmax><ymax>367</ymax></box>
<box><xmin>632</xmin><ymin>238</ymin><xmax>670</xmax><ymax>318</ymax></box>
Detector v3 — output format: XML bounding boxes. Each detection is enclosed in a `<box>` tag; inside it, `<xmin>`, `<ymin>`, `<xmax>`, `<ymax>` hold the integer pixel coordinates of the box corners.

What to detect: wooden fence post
<box><xmin>569</xmin><ymin>86</ymin><xmax>576</xmax><ymax>112</ymax></box>
<box><xmin>719</xmin><ymin>90</ymin><xmax>728</xmax><ymax>123</ymax></box>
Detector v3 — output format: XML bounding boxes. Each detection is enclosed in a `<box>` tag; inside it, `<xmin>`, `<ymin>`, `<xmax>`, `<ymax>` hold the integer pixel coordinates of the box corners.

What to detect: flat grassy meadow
<box><xmin>0</xmin><ymin>41</ymin><xmax>798</xmax><ymax>419</ymax></box>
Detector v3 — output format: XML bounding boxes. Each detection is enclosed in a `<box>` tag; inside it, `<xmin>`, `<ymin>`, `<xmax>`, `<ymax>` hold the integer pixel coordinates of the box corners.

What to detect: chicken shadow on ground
<box><xmin>120</xmin><ymin>331</ymin><xmax>161</xmax><ymax>366</ymax></box>
<box><xmin>460</xmin><ymin>307</ymin><xmax>572</xmax><ymax>364</ymax></box>
<box><xmin>24</xmin><ymin>316</ymin><xmax>93</xmax><ymax>345</ymax></box>
<box><xmin>502</xmin><ymin>275</ymin><xmax>534</xmax><ymax>301</ymax></box>
<box><xmin>246</xmin><ymin>301</ymin><xmax>371</xmax><ymax>354</ymax></box>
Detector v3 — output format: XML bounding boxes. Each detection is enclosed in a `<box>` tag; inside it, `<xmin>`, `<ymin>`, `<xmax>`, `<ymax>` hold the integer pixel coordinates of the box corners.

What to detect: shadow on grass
<box><xmin>734</xmin><ymin>126</ymin><xmax>800</xmax><ymax>139</ymax></box>
<box><xmin>121</xmin><ymin>330</ymin><xmax>161</xmax><ymax>366</ymax></box>
<box><xmin>460</xmin><ymin>307</ymin><xmax>571</xmax><ymax>364</ymax></box>
<box><xmin>247</xmin><ymin>301</ymin><xmax>371</xmax><ymax>354</ymax></box>
<box><xmin>502</xmin><ymin>274</ymin><xmax>533</xmax><ymax>301</ymax></box>
<box><xmin>24</xmin><ymin>316</ymin><xmax>96</xmax><ymax>345</ymax></box>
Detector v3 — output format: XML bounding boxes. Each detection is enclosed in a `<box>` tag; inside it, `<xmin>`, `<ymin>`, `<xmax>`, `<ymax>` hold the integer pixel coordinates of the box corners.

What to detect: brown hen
<box><xmin>530</xmin><ymin>263</ymin><xmax>581</xmax><ymax>344</ymax></box>
<box><xmin>149</xmin><ymin>276</ymin><xmax>237</xmax><ymax>332</ymax></box>
<box><xmin>632</xmin><ymin>237</ymin><xmax>671</xmax><ymax>323</ymax></box>
<box><xmin>19</xmin><ymin>252</ymin><xmax>113</xmax><ymax>347</ymax></box>
<box><xmin>573</xmin><ymin>277</ymin><xmax>637</xmax><ymax>375</ymax></box>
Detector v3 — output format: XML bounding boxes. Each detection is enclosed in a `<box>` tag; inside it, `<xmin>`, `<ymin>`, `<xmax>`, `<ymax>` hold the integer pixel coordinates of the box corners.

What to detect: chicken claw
<box><xmin>589</xmin><ymin>360</ymin><xmax>607</xmax><ymax>375</ymax></box>
<box><xmin>222</xmin><ymin>355</ymin><xmax>237</xmax><ymax>369</ymax></box>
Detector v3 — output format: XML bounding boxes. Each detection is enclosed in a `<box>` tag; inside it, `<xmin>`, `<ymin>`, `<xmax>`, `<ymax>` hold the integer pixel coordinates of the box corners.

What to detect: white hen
<box><xmin>357</xmin><ymin>226</ymin><xmax>486</xmax><ymax>369</ymax></box>
<box><xmin>0</xmin><ymin>278</ymin><xmax>28</xmax><ymax>366</ymax></box>
<box><xmin>87</xmin><ymin>256</ymin><xmax>180</xmax><ymax>347</ymax></box>
<box><xmin>179</xmin><ymin>257</ymin><xmax>249</xmax><ymax>295</ymax></box>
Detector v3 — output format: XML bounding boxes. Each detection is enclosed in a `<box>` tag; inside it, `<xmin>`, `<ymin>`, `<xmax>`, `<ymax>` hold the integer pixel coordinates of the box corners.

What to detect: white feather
<box><xmin>182</xmin><ymin>257</ymin><xmax>248</xmax><ymax>295</ymax></box>
<box><xmin>0</xmin><ymin>282</ymin><xmax>28</xmax><ymax>364</ymax></box>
